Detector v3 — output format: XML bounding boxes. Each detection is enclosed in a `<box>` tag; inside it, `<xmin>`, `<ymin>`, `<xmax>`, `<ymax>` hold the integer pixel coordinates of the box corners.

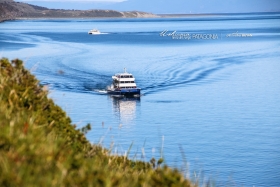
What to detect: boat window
<box><xmin>121</xmin><ymin>76</ymin><xmax>124</xmax><ymax>78</ymax></box>
<box><xmin>120</xmin><ymin>81</ymin><xmax>124</xmax><ymax>83</ymax></box>
<box><xmin>131</xmin><ymin>81</ymin><xmax>135</xmax><ymax>83</ymax></box>
<box><xmin>130</xmin><ymin>75</ymin><xmax>133</xmax><ymax>78</ymax></box>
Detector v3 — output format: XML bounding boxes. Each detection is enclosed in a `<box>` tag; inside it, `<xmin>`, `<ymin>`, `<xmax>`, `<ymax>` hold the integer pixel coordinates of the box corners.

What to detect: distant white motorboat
<box><xmin>88</xmin><ymin>29</ymin><xmax>101</xmax><ymax>35</ymax></box>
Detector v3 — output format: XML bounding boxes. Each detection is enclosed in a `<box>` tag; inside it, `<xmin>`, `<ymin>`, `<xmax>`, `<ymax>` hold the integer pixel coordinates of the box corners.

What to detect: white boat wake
<box><xmin>93</xmin><ymin>89</ymin><xmax>108</xmax><ymax>94</ymax></box>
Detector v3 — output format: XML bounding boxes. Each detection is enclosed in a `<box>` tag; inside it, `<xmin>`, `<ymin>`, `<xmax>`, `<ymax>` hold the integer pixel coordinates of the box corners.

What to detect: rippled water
<box><xmin>1</xmin><ymin>13</ymin><xmax>280</xmax><ymax>186</ymax></box>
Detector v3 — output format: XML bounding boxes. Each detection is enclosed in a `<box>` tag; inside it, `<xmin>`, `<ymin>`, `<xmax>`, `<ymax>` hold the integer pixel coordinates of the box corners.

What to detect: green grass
<box><xmin>0</xmin><ymin>58</ymin><xmax>198</xmax><ymax>187</ymax></box>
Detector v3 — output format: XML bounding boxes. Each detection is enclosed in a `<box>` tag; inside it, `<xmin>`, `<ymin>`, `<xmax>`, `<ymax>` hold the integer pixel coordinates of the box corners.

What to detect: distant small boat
<box><xmin>107</xmin><ymin>68</ymin><xmax>141</xmax><ymax>97</ymax></box>
<box><xmin>88</xmin><ymin>29</ymin><xmax>101</xmax><ymax>35</ymax></box>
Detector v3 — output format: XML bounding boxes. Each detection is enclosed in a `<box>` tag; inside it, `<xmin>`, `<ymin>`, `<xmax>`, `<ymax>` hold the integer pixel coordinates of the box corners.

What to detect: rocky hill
<box><xmin>0</xmin><ymin>0</ymin><xmax>157</xmax><ymax>22</ymax></box>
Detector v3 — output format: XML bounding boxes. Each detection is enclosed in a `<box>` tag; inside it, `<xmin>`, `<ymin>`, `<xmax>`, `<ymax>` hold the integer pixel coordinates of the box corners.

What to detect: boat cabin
<box><xmin>112</xmin><ymin>69</ymin><xmax>137</xmax><ymax>89</ymax></box>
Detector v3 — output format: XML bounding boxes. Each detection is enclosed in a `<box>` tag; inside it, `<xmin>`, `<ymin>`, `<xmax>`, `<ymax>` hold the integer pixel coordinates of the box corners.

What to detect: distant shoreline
<box><xmin>159</xmin><ymin>11</ymin><xmax>280</xmax><ymax>17</ymax></box>
<box><xmin>0</xmin><ymin>15</ymin><xmax>158</xmax><ymax>23</ymax></box>
<box><xmin>0</xmin><ymin>14</ymin><xmax>213</xmax><ymax>23</ymax></box>
<box><xmin>158</xmin><ymin>13</ymin><xmax>217</xmax><ymax>17</ymax></box>
<box><xmin>2</xmin><ymin>11</ymin><xmax>278</xmax><ymax>22</ymax></box>
<box><xmin>0</xmin><ymin>14</ymin><xmax>217</xmax><ymax>23</ymax></box>
<box><xmin>0</xmin><ymin>0</ymin><xmax>158</xmax><ymax>23</ymax></box>
<box><xmin>1</xmin><ymin>0</ymin><xmax>279</xmax><ymax>23</ymax></box>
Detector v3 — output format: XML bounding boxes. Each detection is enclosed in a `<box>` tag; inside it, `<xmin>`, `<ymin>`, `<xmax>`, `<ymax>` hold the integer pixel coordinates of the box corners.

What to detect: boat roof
<box><xmin>115</xmin><ymin>72</ymin><xmax>133</xmax><ymax>76</ymax></box>
<box><xmin>114</xmin><ymin>68</ymin><xmax>133</xmax><ymax>76</ymax></box>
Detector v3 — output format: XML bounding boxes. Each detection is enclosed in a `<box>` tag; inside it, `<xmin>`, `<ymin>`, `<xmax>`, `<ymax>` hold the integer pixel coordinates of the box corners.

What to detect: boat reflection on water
<box><xmin>109</xmin><ymin>96</ymin><xmax>140</xmax><ymax>124</ymax></box>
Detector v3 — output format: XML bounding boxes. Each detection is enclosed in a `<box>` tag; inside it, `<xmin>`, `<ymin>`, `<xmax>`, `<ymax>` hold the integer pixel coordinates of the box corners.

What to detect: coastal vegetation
<box><xmin>0</xmin><ymin>57</ymin><xmax>197</xmax><ymax>186</ymax></box>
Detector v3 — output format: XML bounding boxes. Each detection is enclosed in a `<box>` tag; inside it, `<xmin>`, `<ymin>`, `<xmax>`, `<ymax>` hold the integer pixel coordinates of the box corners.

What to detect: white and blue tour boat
<box><xmin>107</xmin><ymin>68</ymin><xmax>141</xmax><ymax>97</ymax></box>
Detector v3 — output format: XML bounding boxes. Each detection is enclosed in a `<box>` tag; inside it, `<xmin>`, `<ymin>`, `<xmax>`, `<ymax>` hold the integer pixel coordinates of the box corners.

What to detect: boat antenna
<box><xmin>124</xmin><ymin>68</ymin><xmax>127</xmax><ymax>73</ymax></box>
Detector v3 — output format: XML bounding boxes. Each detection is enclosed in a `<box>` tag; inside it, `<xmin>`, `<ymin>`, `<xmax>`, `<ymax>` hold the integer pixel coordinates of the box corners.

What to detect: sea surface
<box><xmin>1</xmin><ymin>13</ymin><xmax>280</xmax><ymax>187</ymax></box>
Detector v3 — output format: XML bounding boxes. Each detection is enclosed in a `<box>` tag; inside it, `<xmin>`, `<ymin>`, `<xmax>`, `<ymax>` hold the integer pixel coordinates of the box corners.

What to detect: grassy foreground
<box><xmin>0</xmin><ymin>58</ymin><xmax>196</xmax><ymax>187</ymax></box>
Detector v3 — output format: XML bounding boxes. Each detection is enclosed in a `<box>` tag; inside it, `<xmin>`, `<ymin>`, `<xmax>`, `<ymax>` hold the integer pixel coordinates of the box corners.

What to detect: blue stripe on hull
<box><xmin>107</xmin><ymin>89</ymin><xmax>140</xmax><ymax>96</ymax></box>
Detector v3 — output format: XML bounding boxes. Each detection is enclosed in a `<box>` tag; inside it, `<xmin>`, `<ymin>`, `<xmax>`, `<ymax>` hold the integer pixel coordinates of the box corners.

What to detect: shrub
<box><xmin>0</xmin><ymin>58</ymin><xmax>196</xmax><ymax>187</ymax></box>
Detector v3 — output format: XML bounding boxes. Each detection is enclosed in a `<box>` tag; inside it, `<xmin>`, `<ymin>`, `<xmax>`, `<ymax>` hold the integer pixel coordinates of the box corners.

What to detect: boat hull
<box><xmin>88</xmin><ymin>32</ymin><xmax>100</xmax><ymax>35</ymax></box>
<box><xmin>107</xmin><ymin>88</ymin><xmax>140</xmax><ymax>97</ymax></box>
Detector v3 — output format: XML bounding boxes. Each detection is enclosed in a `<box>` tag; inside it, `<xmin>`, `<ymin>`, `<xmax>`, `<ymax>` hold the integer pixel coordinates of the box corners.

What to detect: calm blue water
<box><xmin>1</xmin><ymin>13</ymin><xmax>280</xmax><ymax>186</ymax></box>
